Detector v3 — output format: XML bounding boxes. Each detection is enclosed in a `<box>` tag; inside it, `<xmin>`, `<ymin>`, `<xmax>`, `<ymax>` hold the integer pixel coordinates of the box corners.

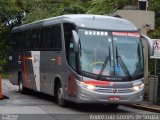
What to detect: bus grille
<box><xmin>96</xmin><ymin>88</ymin><xmax>133</xmax><ymax>93</ymax></box>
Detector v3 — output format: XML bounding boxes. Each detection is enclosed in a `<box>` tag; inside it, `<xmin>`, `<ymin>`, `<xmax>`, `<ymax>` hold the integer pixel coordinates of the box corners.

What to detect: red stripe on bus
<box><xmin>23</xmin><ymin>55</ymin><xmax>30</xmax><ymax>88</ymax></box>
<box><xmin>84</xmin><ymin>80</ymin><xmax>110</xmax><ymax>86</ymax></box>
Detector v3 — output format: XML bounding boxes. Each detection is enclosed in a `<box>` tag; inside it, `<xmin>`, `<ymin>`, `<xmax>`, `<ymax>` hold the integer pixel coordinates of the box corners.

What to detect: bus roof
<box><xmin>12</xmin><ymin>14</ymin><xmax>138</xmax><ymax>32</ymax></box>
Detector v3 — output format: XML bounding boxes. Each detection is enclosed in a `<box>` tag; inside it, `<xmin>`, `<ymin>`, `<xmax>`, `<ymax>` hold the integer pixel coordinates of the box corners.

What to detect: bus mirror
<box><xmin>140</xmin><ymin>35</ymin><xmax>154</xmax><ymax>57</ymax></box>
<box><xmin>72</xmin><ymin>30</ymin><xmax>79</xmax><ymax>52</ymax></box>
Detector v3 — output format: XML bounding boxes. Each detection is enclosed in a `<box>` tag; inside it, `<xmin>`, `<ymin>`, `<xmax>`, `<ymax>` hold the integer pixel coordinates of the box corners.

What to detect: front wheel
<box><xmin>57</xmin><ymin>82</ymin><xmax>68</xmax><ymax>107</ymax></box>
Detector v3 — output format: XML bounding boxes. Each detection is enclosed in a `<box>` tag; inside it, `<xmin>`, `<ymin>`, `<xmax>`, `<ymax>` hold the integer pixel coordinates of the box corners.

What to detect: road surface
<box><xmin>0</xmin><ymin>79</ymin><xmax>159</xmax><ymax>120</ymax></box>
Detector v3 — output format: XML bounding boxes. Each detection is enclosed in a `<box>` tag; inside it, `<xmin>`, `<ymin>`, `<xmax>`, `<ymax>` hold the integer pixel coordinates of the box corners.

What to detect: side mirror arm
<box><xmin>141</xmin><ymin>35</ymin><xmax>154</xmax><ymax>57</ymax></box>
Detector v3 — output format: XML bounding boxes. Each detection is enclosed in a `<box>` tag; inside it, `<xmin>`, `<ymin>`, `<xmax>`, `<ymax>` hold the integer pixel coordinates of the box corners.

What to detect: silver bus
<box><xmin>8</xmin><ymin>14</ymin><xmax>153</xmax><ymax>108</ymax></box>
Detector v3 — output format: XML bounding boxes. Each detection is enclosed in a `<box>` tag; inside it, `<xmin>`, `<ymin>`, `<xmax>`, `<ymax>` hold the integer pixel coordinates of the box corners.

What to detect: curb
<box><xmin>126</xmin><ymin>104</ymin><xmax>160</xmax><ymax>113</ymax></box>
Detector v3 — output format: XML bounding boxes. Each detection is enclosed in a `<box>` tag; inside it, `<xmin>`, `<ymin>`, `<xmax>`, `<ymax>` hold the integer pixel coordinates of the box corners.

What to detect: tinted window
<box><xmin>52</xmin><ymin>26</ymin><xmax>62</xmax><ymax>50</ymax></box>
<box><xmin>39</xmin><ymin>28</ymin><xmax>47</xmax><ymax>49</ymax></box>
<box><xmin>24</xmin><ymin>31</ymin><xmax>33</xmax><ymax>49</ymax></box>
<box><xmin>32</xmin><ymin>30</ymin><xmax>40</xmax><ymax>49</ymax></box>
<box><xmin>17</xmin><ymin>32</ymin><xmax>23</xmax><ymax>49</ymax></box>
<box><xmin>10</xmin><ymin>25</ymin><xmax>62</xmax><ymax>51</ymax></box>
<box><xmin>10</xmin><ymin>33</ymin><xmax>17</xmax><ymax>50</ymax></box>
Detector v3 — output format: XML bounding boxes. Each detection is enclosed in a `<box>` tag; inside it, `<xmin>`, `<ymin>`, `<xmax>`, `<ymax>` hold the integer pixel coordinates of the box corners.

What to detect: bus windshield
<box><xmin>78</xmin><ymin>29</ymin><xmax>144</xmax><ymax>80</ymax></box>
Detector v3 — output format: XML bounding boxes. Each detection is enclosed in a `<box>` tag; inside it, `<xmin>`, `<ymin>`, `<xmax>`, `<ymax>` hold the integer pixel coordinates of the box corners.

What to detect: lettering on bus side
<box><xmin>34</xmin><ymin>55</ymin><xmax>40</xmax><ymax>63</ymax></box>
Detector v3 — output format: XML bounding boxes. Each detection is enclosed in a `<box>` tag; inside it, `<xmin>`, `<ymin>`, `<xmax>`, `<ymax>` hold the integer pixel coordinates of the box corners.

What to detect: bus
<box><xmin>8</xmin><ymin>14</ymin><xmax>153</xmax><ymax>108</ymax></box>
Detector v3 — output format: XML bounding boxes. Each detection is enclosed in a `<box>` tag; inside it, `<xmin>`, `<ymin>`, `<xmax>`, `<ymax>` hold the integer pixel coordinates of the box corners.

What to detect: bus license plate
<box><xmin>108</xmin><ymin>96</ymin><xmax>120</xmax><ymax>101</ymax></box>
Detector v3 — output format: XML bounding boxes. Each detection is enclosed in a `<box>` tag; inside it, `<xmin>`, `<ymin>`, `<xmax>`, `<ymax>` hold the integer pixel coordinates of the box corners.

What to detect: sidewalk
<box><xmin>127</xmin><ymin>101</ymin><xmax>160</xmax><ymax>113</ymax></box>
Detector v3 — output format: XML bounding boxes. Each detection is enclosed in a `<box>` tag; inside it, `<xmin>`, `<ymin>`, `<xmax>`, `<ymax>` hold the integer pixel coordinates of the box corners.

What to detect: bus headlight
<box><xmin>86</xmin><ymin>84</ymin><xmax>96</xmax><ymax>90</ymax></box>
<box><xmin>77</xmin><ymin>80</ymin><xmax>109</xmax><ymax>91</ymax></box>
<box><xmin>81</xmin><ymin>82</ymin><xmax>96</xmax><ymax>91</ymax></box>
<box><xmin>133</xmin><ymin>83</ymin><xmax>144</xmax><ymax>91</ymax></box>
<box><xmin>77</xmin><ymin>81</ymin><xmax>96</xmax><ymax>91</ymax></box>
<box><xmin>133</xmin><ymin>86</ymin><xmax>140</xmax><ymax>91</ymax></box>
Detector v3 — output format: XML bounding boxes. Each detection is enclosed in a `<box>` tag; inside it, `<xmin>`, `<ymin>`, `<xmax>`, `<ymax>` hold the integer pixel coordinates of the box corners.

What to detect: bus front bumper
<box><xmin>75</xmin><ymin>84</ymin><xmax>144</xmax><ymax>104</ymax></box>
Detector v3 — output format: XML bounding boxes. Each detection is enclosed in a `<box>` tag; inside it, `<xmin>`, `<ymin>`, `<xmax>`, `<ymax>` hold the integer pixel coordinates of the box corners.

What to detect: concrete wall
<box><xmin>115</xmin><ymin>10</ymin><xmax>155</xmax><ymax>35</ymax></box>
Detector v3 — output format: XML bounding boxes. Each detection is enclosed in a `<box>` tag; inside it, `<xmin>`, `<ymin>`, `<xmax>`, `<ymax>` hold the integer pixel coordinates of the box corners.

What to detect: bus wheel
<box><xmin>57</xmin><ymin>82</ymin><xmax>67</xmax><ymax>107</ymax></box>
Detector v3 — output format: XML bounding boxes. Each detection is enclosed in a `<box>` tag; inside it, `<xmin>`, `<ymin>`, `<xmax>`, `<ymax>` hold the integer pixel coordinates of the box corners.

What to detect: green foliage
<box><xmin>22</xmin><ymin>0</ymin><xmax>56</xmax><ymax>23</ymax></box>
<box><xmin>23</xmin><ymin>0</ymin><xmax>87</xmax><ymax>23</ymax></box>
<box><xmin>148</xmin><ymin>0</ymin><xmax>160</xmax><ymax>17</ymax></box>
<box><xmin>148</xmin><ymin>59</ymin><xmax>155</xmax><ymax>74</ymax></box>
<box><xmin>148</xmin><ymin>0</ymin><xmax>160</xmax><ymax>39</ymax></box>
<box><xmin>61</xmin><ymin>0</ymin><xmax>87</xmax><ymax>14</ymax></box>
<box><xmin>87</xmin><ymin>0</ymin><xmax>129</xmax><ymax>14</ymax></box>
<box><xmin>0</xmin><ymin>0</ymin><xmax>23</xmax><ymax>23</ymax></box>
<box><xmin>0</xmin><ymin>24</ymin><xmax>10</xmax><ymax>72</ymax></box>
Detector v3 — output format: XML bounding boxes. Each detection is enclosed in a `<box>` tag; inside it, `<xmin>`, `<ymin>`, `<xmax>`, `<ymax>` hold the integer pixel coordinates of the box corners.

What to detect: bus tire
<box><xmin>18</xmin><ymin>74</ymin><xmax>26</xmax><ymax>94</ymax></box>
<box><xmin>57</xmin><ymin>82</ymin><xmax>67</xmax><ymax>107</ymax></box>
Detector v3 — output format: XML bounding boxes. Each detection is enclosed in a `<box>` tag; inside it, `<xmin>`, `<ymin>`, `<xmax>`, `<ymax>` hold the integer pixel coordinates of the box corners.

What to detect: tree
<box><xmin>0</xmin><ymin>0</ymin><xmax>24</xmax><ymax>72</ymax></box>
<box><xmin>22</xmin><ymin>0</ymin><xmax>88</xmax><ymax>23</ymax></box>
<box><xmin>0</xmin><ymin>0</ymin><xmax>23</xmax><ymax>24</ymax></box>
<box><xmin>148</xmin><ymin>0</ymin><xmax>160</xmax><ymax>38</ymax></box>
<box><xmin>87</xmin><ymin>0</ymin><xmax>129</xmax><ymax>14</ymax></box>
<box><xmin>0</xmin><ymin>24</ymin><xmax>9</xmax><ymax>72</ymax></box>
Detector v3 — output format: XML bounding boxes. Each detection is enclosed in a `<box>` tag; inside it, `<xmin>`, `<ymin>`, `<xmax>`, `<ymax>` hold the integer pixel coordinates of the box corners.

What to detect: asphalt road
<box><xmin>0</xmin><ymin>79</ymin><xmax>159</xmax><ymax>120</ymax></box>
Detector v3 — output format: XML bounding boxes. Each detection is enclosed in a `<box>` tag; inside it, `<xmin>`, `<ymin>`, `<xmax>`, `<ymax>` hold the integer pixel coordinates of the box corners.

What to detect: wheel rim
<box><xmin>19</xmin><ymin>81</ymin><xmax>23</xmax><ymax>92</ymax></box>
<box><xmin>57</xmin><ymin>84</ymin><xmax>63</xmax><ymax>105</ymax></box>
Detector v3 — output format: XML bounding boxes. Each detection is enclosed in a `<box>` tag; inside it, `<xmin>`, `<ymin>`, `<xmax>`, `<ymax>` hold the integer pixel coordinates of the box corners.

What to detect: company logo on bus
<box><xmin>112</xmin><ymin>89</ymin><xmax>118</xmax><ymax>93</ymax></box>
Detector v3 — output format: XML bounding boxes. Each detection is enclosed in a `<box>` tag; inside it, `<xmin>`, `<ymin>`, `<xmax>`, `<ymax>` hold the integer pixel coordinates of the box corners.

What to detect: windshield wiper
<box><xmin>79</xmin><ymin>39</ymin><xmax>82</xmax><ymax>56</ymax></box>
<box><xmin>116</xmin><ymin>46</ymin><xmax>132</xmax><ymax>80</ymax></box>
<box><xmin>97</xmin><ymin>46</ymin><xmax>111</xmax><ymax>80</ymax></box>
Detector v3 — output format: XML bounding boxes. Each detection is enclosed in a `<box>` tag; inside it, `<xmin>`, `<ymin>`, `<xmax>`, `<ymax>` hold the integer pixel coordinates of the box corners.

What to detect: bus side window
<box><xmin>15</xmin><ymin>33</ymin><xmax>18</xmax><ymax>50</ymax></box>
<box><xmin>44</xmin><ymin>28</ymin><xmax>50</xmax><ymax>50</ymax></box>
<box><xmin>52</xmin><ymin>26</ymin><xmax>62</xmax><ymax>51</ymax></box>
<box><xmin>37</xmin><ymin>29</ymin><xmax>41</xmax><ymax>50</ymax></box>
<box><xmin>36</xmin><ymin>27</ymin><xmax>53</xmax><ymax>50</ymax></box>
<box><xmin>47</xmin><ymin>27</ymin><xmax>52</xmax><ymax>49</ymax></box>
<box><xmin>24</xmin><ymin>31</ymin><xmax>32</xmax><ymax>50</ymax></box>
<box><xmin>15</xmin><ymin>32</ymin><xmax>22</xmax><ymax>50</ymax></box>
<box><xmin>63</xmin><ymin>23</ymin><xmax>76</xmax><ymax>69</ymax></box>
<box><xmin>38</xmin><ymin>29</ymin><xmax>44</xmax><ymax>50</ymax></box>
<box><xmin>48</xmin><ymin>25</ymin><xmax>62</xmax><ymax>51</ymax></box>
<box><xmin>10</xmin><ymin>33</ymin><xmax>17</xmax><ymax>50</ymax></box>
<box><xmin>33</xmin><ymin>30</ymin><xmax>38</xmax><ymax>50</ymax></box>
<box><xmin>50</xmin><ymin>28</ymin><xmax>54</xmax><ymax>49</ymax></box>
<box><xmin>17</xmin><ymin>32</ymin><xmax>23</xmax><ymax>50</ymax></box>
